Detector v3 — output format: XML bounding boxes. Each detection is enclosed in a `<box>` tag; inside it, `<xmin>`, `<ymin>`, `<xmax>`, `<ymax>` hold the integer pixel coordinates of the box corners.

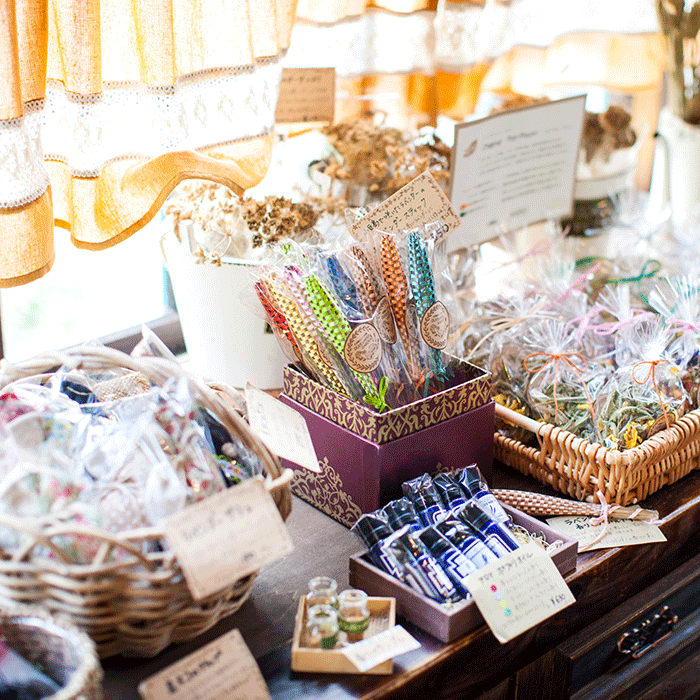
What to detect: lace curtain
<box><xmin>0</xmin><ymin>0</ymin><xmax>296</xmax><ymax>288</ymax></box>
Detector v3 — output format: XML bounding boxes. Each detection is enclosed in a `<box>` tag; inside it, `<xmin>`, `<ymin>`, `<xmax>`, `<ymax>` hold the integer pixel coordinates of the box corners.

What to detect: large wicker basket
<box><xmin>494</xmin><ymin>403</ymin><xmax>700</xmax><ymax>505</ymax></box>
<box><xmin>0</xmin><ymin>346</ymin><xmax>293</xmax><ymax>658</ymax></box>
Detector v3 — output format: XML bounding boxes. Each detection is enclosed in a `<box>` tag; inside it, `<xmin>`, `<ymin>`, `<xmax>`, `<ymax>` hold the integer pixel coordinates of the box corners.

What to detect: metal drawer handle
<box><xmin>617</xmin><ymin>605</ymin><xmax>678</xmax><ymax>659</ymax></box>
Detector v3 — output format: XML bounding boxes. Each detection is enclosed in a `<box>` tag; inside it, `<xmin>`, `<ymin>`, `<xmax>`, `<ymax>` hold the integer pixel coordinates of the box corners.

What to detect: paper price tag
<box><xmin>546</xmin><ymin>516</ymin><xmax>667</xmax><ymax>551</ymax></box>
<box><xmin>139</xmin><ymin>628</ymin><xmax>271</xmax><ymax>700</ymax></box>
<box><xmin>349</xmin><ymin>171</ymin><xmax>460</xmax><ymax>244</ymax></box>
<box><xmin>275</xmin><ymin>67</ymin><xmax>335</xmax><ymax>124</ymax></box>
<box><xmin>449</xmin><ymin>95</ymin><xmax>586</xmax><ymax>249</ymax></box>
<box><xmin>245</xmin><ymin>383</ymin><xmax>320</xmax><ymax>473</ymax></box>
<box><xmin>464</xmin><ymin>544</ymin><xmax>575</xmax><ymax>644</ymax></box>
<box><xmin>164</xmin><ymin>478</ymin><xmax>294</xmax><ymax>600</ymax></box>
<box><xmin>339</xmin><ymin>625</ymin><xmax>421</xmax><ymax>673</ymax></box>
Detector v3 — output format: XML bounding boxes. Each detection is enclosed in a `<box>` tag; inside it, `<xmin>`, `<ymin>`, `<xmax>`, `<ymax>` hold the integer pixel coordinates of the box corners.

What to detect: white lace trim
<box><xmin>0</xmin><ymin>107</ymin><xmax>50</xmax><ymax>211</ymax></box>
<box><xmin>286</xmin><ymin>10</ymin><xmax>436</xmax><ymax>77</ymax></box>
<box><xmin>42</xmin><ymin>56</ymin><xmax>283</xmax><ymax>179</ymax></box>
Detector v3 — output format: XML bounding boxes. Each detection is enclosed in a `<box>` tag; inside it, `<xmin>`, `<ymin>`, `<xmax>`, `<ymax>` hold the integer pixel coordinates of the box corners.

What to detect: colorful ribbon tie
<box><xmin>632</xmin><ymin>359</ymin><xmax>671</xmax><ymax>431</ymax></box>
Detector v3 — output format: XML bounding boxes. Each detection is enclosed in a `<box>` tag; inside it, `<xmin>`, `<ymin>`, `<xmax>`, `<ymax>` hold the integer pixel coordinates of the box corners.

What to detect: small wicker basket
<box><xmin>494</xmin><ymin>403</ymin><xmax>700</xmax><ymax>505</ymax></box>
<box><xmin>0</xmin><ymin>345</ymin><xmax>293</xmax><ymax>658</ymax></box>
<box><xmin>1</xmin><ymin>601</ymin><xmax>103</xmax><ymax>700</ymax></box>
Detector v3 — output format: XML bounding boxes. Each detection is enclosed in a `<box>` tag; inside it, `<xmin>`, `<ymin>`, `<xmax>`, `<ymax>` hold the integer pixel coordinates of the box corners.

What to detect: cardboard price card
<box><xmin>464</xmin><ymin>544</ymin><xmax>575</xmax><ymax>644</ymax></box>
<box><xmin>275</xmin><ymin>67</ymin><xmax>335</xmax><ymax>124</ymax></box>
<box><xmin>349</xmin><ymin>171</ymin><xmax>460</xmax><ymax>245</ymax></box>
<box><xmin>449</xmin><ymin>95</ymin><xmax>586</xmax><ymax>249</ymax></box>
<box><xmin>546</xmin><ymin>516</ymin><xmax>667</xmax><ymax>551</ymax></box>
<box><xmin>163</xmin><ymin>478</ymin><xmax>294</xmax><ymax>600</ymax></box>
<box><xmin>339</xmin><ymin>625</ymin><xmax>421</xmax><ymax>673</ymax></box>
<box><xmin>139</xmin><ymin>628</ymin><xmax>272</xmax><ymax>700</ymax></box>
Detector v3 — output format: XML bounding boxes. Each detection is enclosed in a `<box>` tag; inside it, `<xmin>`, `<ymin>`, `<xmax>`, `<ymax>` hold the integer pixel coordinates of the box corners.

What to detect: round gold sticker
<box><xmin>344</xmin><ymin>323</ymin><xmax>383</xmax><ymax>373</ymax></box>
<box><xmin>420</xmin><ymin>301</ymin><xmax>450</xmax><ymax>350</ymax></box>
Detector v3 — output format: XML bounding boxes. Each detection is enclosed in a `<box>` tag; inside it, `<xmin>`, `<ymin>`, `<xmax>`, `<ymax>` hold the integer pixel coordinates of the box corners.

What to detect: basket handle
<box><xmin>495</xmin><ymin>402</ymin><xmax>545</xmax><ymax>435</ymax></box>
<box><xmin>266</xmin><ymin>468</ymin><xmax>294</xmax><ymax>493</ymax></box>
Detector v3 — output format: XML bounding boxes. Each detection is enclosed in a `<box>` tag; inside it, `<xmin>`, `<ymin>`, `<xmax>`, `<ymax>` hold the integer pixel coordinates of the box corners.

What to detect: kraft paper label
<box><xmin>349</xmin><ymin>171</ymin><xmax>460</xmax><ymax>244</ymax></box>
<box><xmin>546</xmin><ymin>516</ymin><xmax>667</xmax><ymax>551</ymax></box>
<box><xmin>339</xmin><ymin>625</ymin><xmax>421</xmax><ymax>673</ymax></box>
<box><xmin>275</xmin><ymin>67</ymin><xmax>335</xmax><ymax>124</ymax></box>
<box><xmin>245</xmin><ymin>383</ymin><xmax>321</xmax><ymax>473</ymax></box>
<box><xmin>464</xmin><ymin>544</ymin><xmax>575</xmax><ymax>644</ymax></box>
<box><xmin>164</xmin><ymin>478</ymin><xmax>294</xmax><ymax>600</ymax></box>
<box><xmin>344</xmin><ymin>323</ymin><xmax>383</xmax><ymax>373</ymax></box>
<box><xmin>316</xmin><ymin>338</ymin><xmax>335</xmax><ymax>368</ymax></box>
<box><xmin>420</xmin><ymin>300</ymin><xmax>449</xmax><ymax>350</ymax></box>
<box><xmin>372</xmin><ymin>295</ymin><xmax>397</xmax><ymax>344</ymax></box>
<box><xmin>138</xmin><ymin>628</ymin><xmax>271</xmax><ymax>700</ymax></box>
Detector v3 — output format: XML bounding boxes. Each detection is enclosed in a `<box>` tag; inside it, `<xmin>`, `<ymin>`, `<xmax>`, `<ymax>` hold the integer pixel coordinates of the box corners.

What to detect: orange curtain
<box><xmin>0</xmin><ymin>0</ymin><xmax>297</xmax><ymax>288</ymax></box>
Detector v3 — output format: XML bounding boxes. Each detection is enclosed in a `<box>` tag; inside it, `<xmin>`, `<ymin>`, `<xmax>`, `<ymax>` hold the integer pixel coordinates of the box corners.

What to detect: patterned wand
<box><xmin>325</xmin><ymin>254</ymin><xmax>361</xmax><ymax>314</ymax></box>
<box><xmin>254</xmin><ymin>279</ymin><xmax>302</xmax><ymax>361</ymax></box>
<box><xmin>408</xmin><ymin>230</ymin><xmax>447</xmax><ymax>379</ymax></box>
<box><xmin>303</xmin><ymin>273</ymin><xmax>385</xmax><ymax>409</ymax></box>
<box><xmin>264</xmin><ymin>273</ymin><xmax>348</xmax><ymax>396</ymax></box>
<box><xmin>348</xmin><ymin>245</ymin><xmax>382</xmax><ymax>316</ymax></box>
<box><xmin>380</xmin><ymin>233</ymin><xmax>422</xmax><ymax>380</ymax></box>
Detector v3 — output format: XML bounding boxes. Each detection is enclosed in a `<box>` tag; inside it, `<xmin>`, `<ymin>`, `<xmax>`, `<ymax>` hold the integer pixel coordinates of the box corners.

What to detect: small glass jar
<box><xmin>306</xmin><ymin>576</ymin><xmax>339</xmax><ymax>609</ymax></box>
<box><xmin>305</xmin><ymin>604</ymin><xmax>339</xmax><ymax>649</ymax></box>
<box><xmin>337</xmin><ymin>589</ymin><xmax>370</xmax><ymax>643</ymax></box>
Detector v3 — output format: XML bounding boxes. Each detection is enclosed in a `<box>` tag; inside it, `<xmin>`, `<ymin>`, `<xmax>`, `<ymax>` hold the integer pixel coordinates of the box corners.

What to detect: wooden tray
<box><xmin>291</xmin><ymin>596</ymin><xmax>396</xmax><ymax>674</ymax></box>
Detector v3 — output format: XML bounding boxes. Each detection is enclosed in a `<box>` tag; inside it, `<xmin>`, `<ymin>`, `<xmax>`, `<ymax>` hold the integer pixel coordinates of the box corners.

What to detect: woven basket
<box><xmin>494</xmin><ymin>403</ymin><xmax>700</xmax><ymax>505</ymax></box>
<box><xmin>1</xmin><ymin>601</ymin><xmax>103</xmax><ymax>700</ymax></box>
<box><xmin>0</xmin><ymin>345</ymin><xmax>293</xmax><ymax>658</ymax></box>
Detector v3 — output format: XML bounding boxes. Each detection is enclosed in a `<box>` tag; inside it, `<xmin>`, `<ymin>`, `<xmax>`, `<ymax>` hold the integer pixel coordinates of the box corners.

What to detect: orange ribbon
<box><xmin>523</xmin><ymin>352</ymin><xmax>593</xmax><ymax>424</ymax></box>
<box><xmin>632</xmin><ymin>359</ymin><xmax>671</xmax><ymax>431</ymax></box>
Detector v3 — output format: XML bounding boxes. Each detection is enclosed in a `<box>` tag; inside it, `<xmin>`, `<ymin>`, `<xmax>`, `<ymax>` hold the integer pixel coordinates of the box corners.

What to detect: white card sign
<box><xmin>139</xmin><ymin>628</ymin><xmax>272</xmax><ymax>700</ymax></box>
<box><xmin>246</xmin><ymin>383</ymin><xmax>320</xmax><ymax>473</ymax></box>
<box><xmin>163</xmin><ymin>478</ymin><xmax>294</xmax><ymax>600</ymax></box>
<box><xmin>546</xmin><ymin>516</ymin><xmax>667</xmax><ymax>551</ymax></box>
<box><xmin>449</xmin><ymin>95</ymin><xmax>586</xmax><ymax>249</ymax></box>
<box><xmin>339</xmin><ymin>625</ymin><xmax>421</xmax><ymax>673</ymax></box>
<box><xmin>464</xmin><ymin>544</ymin><xmax>575</xmax><ymax>644</ymax></box>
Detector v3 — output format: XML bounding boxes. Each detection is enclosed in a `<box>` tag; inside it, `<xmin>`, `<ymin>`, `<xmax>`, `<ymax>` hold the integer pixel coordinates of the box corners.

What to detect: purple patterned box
<box><xmin>279</xmin><ymin>394</ymin><xmax>495</xmax><ymax>528</ymax></box>
<box><xmin>283</xmin><ymin>358</ymin><xmax>491</xmax><ymax>444</ymax></box>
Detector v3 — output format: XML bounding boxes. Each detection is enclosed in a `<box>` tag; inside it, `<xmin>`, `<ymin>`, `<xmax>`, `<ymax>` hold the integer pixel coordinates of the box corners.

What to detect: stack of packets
<box><xmin>252</xmin><ymin>220</ymin><xmax>459</xmax><ymax>411</ymax></box>
<box><xmin>457</xmin><ymin>229</ymin><xmax>700</xmax><ymax>450</ymax></box>
<box><xmin>0</xmin><ymin>333</ymin><xmax>263</xmax><ymax>564</ymax></box>
<box><xmin>351</xmin><ymin>466</ymin><xmax>545</xmax><ymax>604</ymax></box>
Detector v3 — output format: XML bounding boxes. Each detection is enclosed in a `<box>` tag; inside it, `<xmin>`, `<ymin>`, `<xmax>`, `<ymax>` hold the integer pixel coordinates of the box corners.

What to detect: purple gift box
<box><xmin>279</xmin><ymin>359</ymin><xmax>494</xmax><ymax>527</ymax></box>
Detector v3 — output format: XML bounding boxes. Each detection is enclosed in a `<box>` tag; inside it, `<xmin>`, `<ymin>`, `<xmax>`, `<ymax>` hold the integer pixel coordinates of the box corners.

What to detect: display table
<box><xmin>102</xmin><ymin>465</ymin><xmax>700</xmax><ymax>700</ymax></box>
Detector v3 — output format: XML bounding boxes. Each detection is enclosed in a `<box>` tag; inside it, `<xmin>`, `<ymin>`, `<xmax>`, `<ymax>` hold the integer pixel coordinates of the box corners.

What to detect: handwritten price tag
<box><xmin>349</xmin><ymin>171</ymin><xmax>460</xmax><ymax>244</ymax></box>
<box><xmin>464</xmin><ymin>544</ymin><xmax>575</xmax><ymax>644</ymax></box>
<box><xmin>139</xmin><ymin>628</ymin><xmax>272</xmax><ymax>700</ymax></box>
<box><xmin>164</xmin><ymin>478</ymin><xmax>294</xmax><ymax>600</ymax></box>
<box><xmin>546</xmin><ymin>516</ymin><xmax>667</xmax><ymax>550</ymax></box>
<box><xmin>246</xmin><ymin>383</ymin><xmax>320</xmax><ymax>473</ymax></box>
<box><xmin>275</xmin><ymin>67</ymin><xmax>335</xmax><ymax>124</ymax></box>
<box><xmin>339</xmin><ymin>625</ymin><xmax>421</xmax><ymax>673</ymax></box>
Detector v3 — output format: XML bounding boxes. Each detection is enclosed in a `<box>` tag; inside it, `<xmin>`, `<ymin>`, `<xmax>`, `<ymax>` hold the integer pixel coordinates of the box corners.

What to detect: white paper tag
<box><xmin>449</xmin><ymin>95</ymin><xmax>586</xmax><ymax>248</ymax></box>
<box><xmin>245</xmin><ymin>383</ymin><xmax>320</xmax><ymax>473</ymax></box>
<box><xmin>163</xmin><ymin>478</ymin><xmax>294</xmax><ymax>600</ymax></box>
<box><xmin>339</xmin><ymin>625</ymin><xmax>421</xmax><ymax>673</ymax></box>
<box><xmin>464</xmin><ymin>544</ymin><xmax>575</xmax><ymax>644</ymax></box>
<box><xmin>138</xmin><ymin>628</ymin><xmax>272</xmax><ymax>700</ymax></box>
<box><xmin>546</xmin><ymin>516</ymin><xmax>667</xmax><ymax>550</ymax></box>
<box><xmin>349</xmin><ymin>171</ymin><xmax>460</xmax><ymax>244</ymax></box>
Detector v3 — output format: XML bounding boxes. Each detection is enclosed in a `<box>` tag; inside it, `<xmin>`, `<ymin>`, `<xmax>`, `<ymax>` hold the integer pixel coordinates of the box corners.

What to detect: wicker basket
<box><xmin>0</xmin><ymin>345</ymin><xmax>293</xmax><ymax>658</ymax></box>
<box><xmin>1</xmin><ymin>601</ymin><xmax>103</xmax><ymax>700</ymax></box>
<box><xmin>494</xmin><ymin>403</ymin><xmax>700</xmax><ymax>505</ymax></box>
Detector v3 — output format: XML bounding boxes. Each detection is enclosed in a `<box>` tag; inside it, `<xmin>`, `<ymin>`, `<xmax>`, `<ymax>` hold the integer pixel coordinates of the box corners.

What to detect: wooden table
<box><xmin>102</xmin><ymin>465</ymin><xmax>700</xmax><ymax>699</ymax></box>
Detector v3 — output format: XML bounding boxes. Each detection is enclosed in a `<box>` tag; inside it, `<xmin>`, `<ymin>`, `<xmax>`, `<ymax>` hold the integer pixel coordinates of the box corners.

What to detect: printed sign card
<box><xmin>449</xmin><ymin>95</ymin><xmax>586</xmax><ymax>249</ymax></box>
<box><xmin>464</xmin><ymin>544</ymin><xmax>575</xmax><ymax>644</ymax></box>
<box><xmin>139</xmin><ymin>628</ymin><xmax>272</xmax><ymax>700</ymax></box>
<box><xmin>164</xmin><ymin>478</ymin><xmax>294</xmax><ymax>600</ymax></box>
<box><xmin>349</xmin><ymin>171</ymin><xmax>460</xmax><ymax>245</ymax></box>
<box><xmin>246</xmin><ymin>383</ymin><xmax>321</xmax><ymax>473</ymax></box>
<box><xmin>339</xmin><ymin>625</ymin><xmax>421</xmax><ymax>673</ymax></box>
<box><xmin>275</xmin><ymin>67</ymin><xmax>335</xmax><ymax>124</ymax></box>
<box><xmin>546</xmin><ymin>516</ymin><xmax>667</xmax><ymax>551</ymax></box>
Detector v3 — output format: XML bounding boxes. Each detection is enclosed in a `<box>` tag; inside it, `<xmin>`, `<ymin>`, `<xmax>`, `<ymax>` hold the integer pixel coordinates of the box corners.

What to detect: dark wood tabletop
<box><xmin>102</xmin><ymin>464</ymin><xmax>700</xmax><ymax>700</ymax></box>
